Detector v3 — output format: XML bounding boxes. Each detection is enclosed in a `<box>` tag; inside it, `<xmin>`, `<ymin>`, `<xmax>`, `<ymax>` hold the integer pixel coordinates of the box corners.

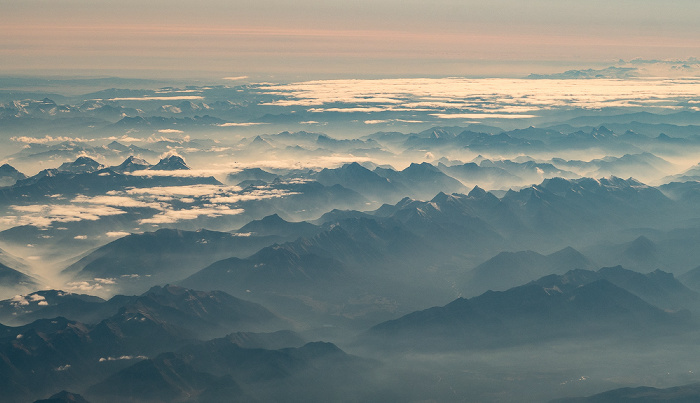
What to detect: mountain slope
<box><xmin>463</xmin><ymin>246</ymin><xmax>595</xmax><ymax>295</ymax></box>
<box><xmin>0</xmin><ymin>286</ymin><xmax>282</xmax><ymax>401</ymax></box>
<box><xmin>552</xmin><ymin>382</ymin><xmax>700</xmax><ymax>402</ymax></box>
<box><xmin>235</xmin><ymin>213</ymin><xmax>320</xmax><ymax>239</ymax></box>
<box><xmin>362</xmin><ymin>276</ymin><xmax>688</xmax><ymax>351</ymax></box>
<box><xmin>64</xmin><ymin>228</ymin><xmax>280</xmax><ymax>293</ymax></box>
<box><xmin>87</xmin><ymin>339</ymin><xmax>375</xmax><ymax>403</ymax></box>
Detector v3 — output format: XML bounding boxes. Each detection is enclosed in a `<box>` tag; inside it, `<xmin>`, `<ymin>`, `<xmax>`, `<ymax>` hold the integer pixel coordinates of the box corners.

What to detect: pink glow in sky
<box><xmin>1</xmin><ymin>0</ymin><xmax>698</xmax><ymax>79</ymax></box>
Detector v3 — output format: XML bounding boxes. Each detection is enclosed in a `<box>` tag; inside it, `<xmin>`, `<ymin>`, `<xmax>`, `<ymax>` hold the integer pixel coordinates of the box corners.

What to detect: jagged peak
<box><xmin>468</xmin><ymin>185</ymin><xmax>487</xmax><ymax>198</ymax></box>
<box><xmin>150</xmin><ymin>155</ymin><xmax>189</xmax><ymax>170</ymax></box>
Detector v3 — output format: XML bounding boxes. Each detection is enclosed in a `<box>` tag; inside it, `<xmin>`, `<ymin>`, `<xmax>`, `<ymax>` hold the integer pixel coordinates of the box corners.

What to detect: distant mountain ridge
<box><xmin>362</xmin><ymin>269</ymin><xmax>691</xmax><ymax>351</ymax></box>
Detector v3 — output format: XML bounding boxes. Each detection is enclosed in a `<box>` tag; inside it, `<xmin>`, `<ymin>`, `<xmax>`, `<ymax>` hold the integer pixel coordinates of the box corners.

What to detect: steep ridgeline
<box><xmin>0</xmin><ymin>156</ymin><xmax>220</xmax><ymax>204</ymax></box>
<box><xmin>181</xmin><ymin>216</ymin><xmax>438</xmax><ymax>325</ymax></box>
<box><xmin>0</xmin><ymin>163</ymin><xmax>27</xmax><ymax>187</ymax></box>
<box><xmin>551</xmin><ymin>382</ymin><xmax>700</xmax><ymax>403</ymax></box>
<box><xmin>0</xmin><ymin>290</ymin><xmax>107</xmax><ymax>326</ymax></box>
<box><xmin>0</xmin><ymin>261</ymin><xmax>38</xmax><ymax>289</ymax></box>
<box><xmin>63</xmin><ymin>228</ymin><xmax>283</xmax><ymax>294</ymax></box>
<box><xmin>0</xmin><ymin>285</ymin><xmax>284</xmax><ymax>402</ymax></box>
<box><xmin>373</xmin><ymin>176</ymin><xmax>674</xmax><ymax>250</ymax></box>
<box><xmin>373</xmin><ymin>162</ymin><xmax>469</xmax><ymax>201</ymax></box>
<box><xmin>462</xmin><ymin>246</ymin><xmax>595</xmax><ymax>295</ymax></box>
<box><xmin>85</xmin><ymin>339</ymin><xmax>378</xmax><ymax>403</ymax></box>
<box><xmin>234</xmin><ymin>213</ymin><xmax>321</xmax><ymax>239</ymax></box>
<box><xmin>361</xmin><ymin>269</ymin><xmax>692</xmax><ymax>351</ymax></box>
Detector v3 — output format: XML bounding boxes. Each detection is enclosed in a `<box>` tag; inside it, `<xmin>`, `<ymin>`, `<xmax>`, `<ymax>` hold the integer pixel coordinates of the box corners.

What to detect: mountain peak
<box><xmin>57</xmin><ymin>156</ymin><xmax>105</xmax><ymax>173</ymax></box>
<box><xmin>468</xmin><ymin>185</ymin><xmax>487</xmax><ymax>198</ymax></box>
<box><xmin>112</xmin><ymin>156</ymin><xmax>152</xmax><ymax>172</ymax></box>
<box><xmin>405</xmin><ymin>162</ymin><xmax>438</xmax><ymax>172</ymax></box>
<box><xmin>150</xmin><ymin>155</ymin><xmax>189</xmax><ymax>170</ymax></box>
<box><xmin>430</xmin><ymin>191</ymin><xmax>450</xmax><ymax>203</ymax></box>
<box><xmin>33</xmin><ymin>390</ymin><xmax>90</xmax><ymax>403</ymax></box>
<box><xmin>0</xmin><ymin>163</ymin><xmax>26</xmax><ymax>181</ymax></box>
<box><xmin>261</xmin><ymin>213</ymin><xmax>287</xmax><ymax>224</ymax></box>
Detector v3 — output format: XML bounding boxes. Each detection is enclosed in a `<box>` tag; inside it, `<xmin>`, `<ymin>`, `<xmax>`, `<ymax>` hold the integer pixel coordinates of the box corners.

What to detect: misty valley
<box><xmin>3</xmin><ymin>75</ymin><xmax>700</xmax><ymax>402</ymax></box>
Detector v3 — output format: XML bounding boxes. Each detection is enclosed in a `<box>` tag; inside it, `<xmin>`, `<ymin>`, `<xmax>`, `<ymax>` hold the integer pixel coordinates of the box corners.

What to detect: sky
<box><xmin>1</xmin><ymin>0</ymin><xmax>699</xmax><ymax>80</ymax></box>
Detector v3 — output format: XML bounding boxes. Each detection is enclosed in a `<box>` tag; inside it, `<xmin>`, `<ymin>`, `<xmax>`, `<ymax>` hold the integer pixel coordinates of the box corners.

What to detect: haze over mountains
<box><xmin>2</xmin><ymin>72</ymin><xmax>700</xmax><ymax>402</ymax></box>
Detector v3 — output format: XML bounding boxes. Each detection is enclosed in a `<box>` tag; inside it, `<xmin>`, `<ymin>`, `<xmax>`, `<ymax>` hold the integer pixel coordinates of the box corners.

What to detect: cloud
<box><xmin>157</xmin><ymin>129</ymin><xmax>184</xmax><ymax>133</ymax></box>
<box><xmin>4</xmin><ymin>204</ymin><xmax>127</xmax><ymax>227</ymax></box>
<box><xmin>208</xmin><ymin>188</ymin><xmax>300</xmax><ymax>203</ymax></box>
<box><xmin>139</xmin><ymin>206</ymin><xmax>244</xmax><ymax>224</ymax></box>
<box><xmin>29</xmin><ymin>294</ymin><xmax>45</xmax><ymax>302</ymax></box>
<box><xmin>364</xmin><ymin>119</ymin><xmax>424</xmax><ymax>124</ymax></box>
<box><xmin>105</xmin><ymin>135</ymin><xmax>143</xmax><ymax>142</ymax></box>
<box><xmin>72</xmin><ymin>195</ymin><xmax>164</xmax><ymax>209</ymax></box>
<box><xmin>222</xmin><ymin>76</ymin><xmax>249</xmax><ymax>81</ymax></box>
<box><xmin>260</xmin><ymin>77</ymin><xmax>700</xmax><ymax>116</ymax></box>
<box><xmin>145</xmin><ymin>135</ymin><xmax>181</xmax><ymax>144</ymax></box>
<box><xmin>99</xmin><ymin>355</ymin><xmax>147</xmax><ymax>362</ymax></box>
<box><xmin>126</xmin><ymin>184</ymin><xmax>240</xmax><ymax>198</ymax></box>
<box><xmin>232</xmin><ymin>155</ymin><xmax>372</xmax><ymax>171</ymax></box>
<box><xmin>11</xmin><ymin>135</ymin><xmax>92</xmax><ymax>144</ymax></box>
<box><xmin>73</xmin><ymin>235</ymin><xmax>88</xmax><ymax>240</ymax></box>
<box><xmin>10</xmin><ymin>295</ymin><xmax>30</xmax><ymax>307</ymax></box>
<box><xmin>66</xmin><ymin>278</ymin><xmax>115</xmax><ymax>292</ymax></box>
<box><xmin>66</xmin><ymin>281</ymin><xmax>102</xmax><ymax>291</ymax></box>
<box><xmin>429</xmin><ymin>113</ymin><xmax>539</xmax><ymax>119</ymax></box>
<box><xmin>128</xmin><ymin>169</ymin><xmax>225</xmax><ymax>178</ymax></box>
<box><xmin>106</xmin><ymin>96</ymin><xmax>204</xmax><ymax>101</ymax></box>
<box><xmin>106</xmin><ymin>231</ymin><xmax>130</xmax><ymax>238</ymax></box>
<box><xmin>218</xmin><ymin>122</ymin><xmax>268</xmax><ymax>127</ymax></box>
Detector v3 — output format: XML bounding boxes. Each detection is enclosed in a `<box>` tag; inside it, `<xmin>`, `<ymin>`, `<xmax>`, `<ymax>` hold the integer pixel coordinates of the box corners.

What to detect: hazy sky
<box><xmin>1</xmin><ymin>0</ymin><xmax>699</xmax><ymax>80</ymax></box>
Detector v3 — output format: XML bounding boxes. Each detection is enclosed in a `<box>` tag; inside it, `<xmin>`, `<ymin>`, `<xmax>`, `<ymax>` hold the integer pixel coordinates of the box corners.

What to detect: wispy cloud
<box><xmin>106</xmin><ymin>231</ymin><xmax>130</xmax><ymax>238</ymax></box>
<box><xmin>105</xmin><ymin>96</ymin><xmax>204</xmax><ymax>101</ymax></box>
<box><xmin>139</xmin><ymin>206</ymin><xmax>243</xmax><ymax>224</ymax></box>
<box><xmin>2</xmin><ymin>204</ymin><xmax>127</xmax><ymax>228</ymax></box>
<box><xmin>260</xmin><ymin>77</ymin><xmax>700</xmax><ymax>116</ymax></box>
<box><xmin>11</xmin><ymin>135</ymin><xmax>92</xmax><ymax>144</ymax></box>
<box><xmin>218</xmin><ymin>122</ymin><xmax>268</xmax><ymax>127</ymax></box>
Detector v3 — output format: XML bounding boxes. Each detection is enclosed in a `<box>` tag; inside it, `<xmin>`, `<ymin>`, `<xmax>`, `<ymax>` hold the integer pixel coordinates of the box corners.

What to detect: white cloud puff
<box><xmin>139</xmin><ymin>206</ymin><xmax>244</xmax><ymax>224</ymax></box>
<box><xmin>106</xmin><ymin>231</ymin><xmax>130</xmax><ymax>238</ymax></box>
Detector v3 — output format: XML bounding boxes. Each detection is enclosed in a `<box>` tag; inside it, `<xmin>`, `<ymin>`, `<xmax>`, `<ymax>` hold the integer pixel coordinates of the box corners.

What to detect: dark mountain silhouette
<box><xmin>315</xmin><ymin>162</ymin><xmax>406</xmax><ymax>202</ymax></box>
<box><xmin>0</xmin><ymin>290</ymin><xmax>105</xmax><ymax>325</ymax></box>
<box><xmin>109</xmin><ymin>156</ymin><xmax>152</xmax><ymax>173</ymax></box>
<box><xmin>0</xmin><ymin>163</ymin><xmax>26</xmax><ymax>186</ymax></box>
<box><xmin>534</xmin><ymin>266</ymin><xmax>699</xmax><ymax>311</ymax></box>
<box><xmin>0</xmin><ymin>261</ymin><xmax>38</xmax><ymax>290</ymax></box>
<box><xmin>226</xmin><ymin>167</ymin><xmax>278</xmax><ymax>184</ymax></box>
<box><xmin>463</xmin><ymin>246</ymin><xmax>595</xmax><ymax>295</ymax></box>
<box><xmin>87</xmin><ymin>339</ymin><xmax>374</xmax><ymax>403</ymax></box>
<box><xmin>235</xmin><ymin>213</ymin><xmax>320</xmax><ymax>239</ymax></box>
<box><xmin>680</xmin><ymin>265</ymin><xmax>700</xmax><ymax>293</ymax></box>
<box><xmin>0</xmin><ymin>167</ymin><xmax>220</xmax><ymax>203</ymax></box>
<box><xmin>374</xmin><ymin>162</ymin><xmax>468</xmax><ymax>199</ymax></box>
<box><xmin>0</xmin><ymin>286</ymin><xmax>281</xmax><ymax>401</ymax></box>
<box><xmin>64</xmin><ymin>228</ymin><xmax>281</xmax><ymax>292</ymax></box>
<box><xmin>57</xmin><ymin>157</ymin><xmax>105</xmax><ymax>173</ymax></box>
<box><xmin>33</xmin><ymin>390</ymin><xmax>91</xmax><ymax>403</ymax></box>
<box><xmin>150</xmin><ymin>155</ymin><xmax>189</xmax><ymax>170</ymax></box>
<box><xmin>551</xmin><ymin>382</ymin><xmax>700</xmax><ymax>402</ymax></box>
<box><xmin>363</xmin><ymin>274</ymin><xmax>689</xmax><ymax>351</ymax></box>
<box><xmin>437</xmin><ymin>161</ymin><xmax>520</xmax><ymax>186</ymax></box>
